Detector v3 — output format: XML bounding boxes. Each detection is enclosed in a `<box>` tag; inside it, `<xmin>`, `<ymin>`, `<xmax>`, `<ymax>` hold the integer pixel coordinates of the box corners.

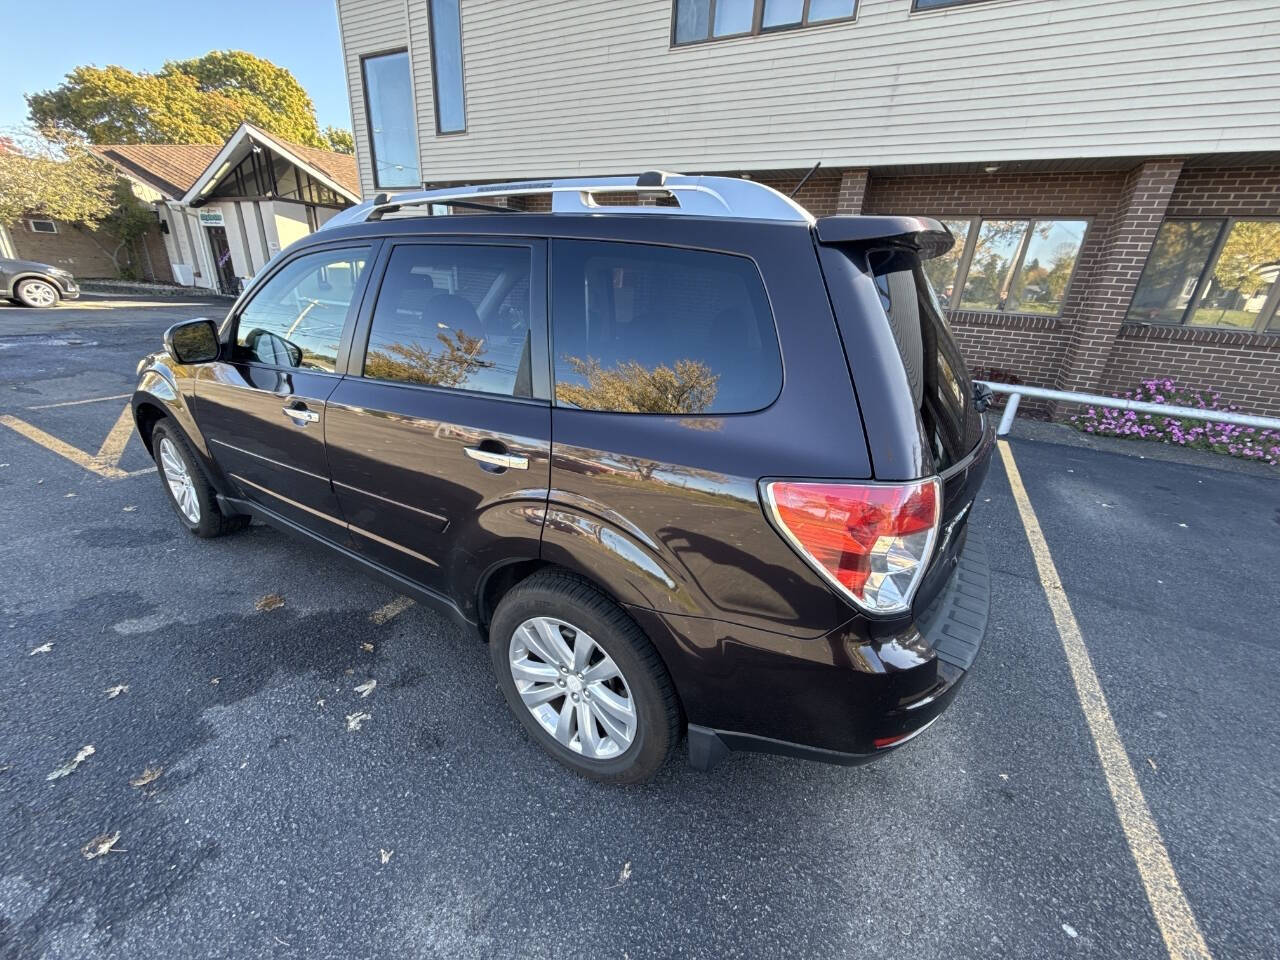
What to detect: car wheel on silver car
<box><xmin>150</xmin><ymin>420</ymin><xmax>250</xmax><ymax>539</ymax></box>
<box><xmin>490</xmin><ymin>571</ymin><xmax>681</xmax><ymax>783</ymax></box>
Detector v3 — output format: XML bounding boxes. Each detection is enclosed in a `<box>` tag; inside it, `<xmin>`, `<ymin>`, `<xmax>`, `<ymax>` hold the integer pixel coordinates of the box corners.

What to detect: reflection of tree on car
<box><xmin>556</xmin><ymin>356</ymin><xmax>720</xmax><ymax>415</ymax></box>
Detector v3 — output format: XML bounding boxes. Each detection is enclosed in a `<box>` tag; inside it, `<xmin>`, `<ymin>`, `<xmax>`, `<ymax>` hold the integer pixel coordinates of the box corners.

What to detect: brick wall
<box><xmin>1100</xmin><ymin>164</ymin><xmax>1280</xmax><ymax>414</ymax></box>
<box><xmin>10</xmin><ymin>217</ymin><xmax>173</xmax><ymax>281</ymax></box>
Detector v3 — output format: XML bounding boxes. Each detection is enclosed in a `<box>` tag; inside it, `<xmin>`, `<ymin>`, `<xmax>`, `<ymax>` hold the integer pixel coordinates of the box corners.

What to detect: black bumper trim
<box><xmin>688</xmin><ymin>724</ymin><xmax>874</xmax><ymax>772</ymax></box>
<box><xmin>918</xmin><ymin>534</ymin><xmax>991</xmax><ymax>671</ymax></box>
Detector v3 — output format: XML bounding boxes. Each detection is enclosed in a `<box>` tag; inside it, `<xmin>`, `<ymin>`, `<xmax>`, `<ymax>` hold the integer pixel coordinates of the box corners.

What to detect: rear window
<box><xmin>867</xmin><ymin>248</ymin><xmax>984</xmax><ymax>470</ymax></box>
<box><xmin>550</xmin><ymin>239</ymin><xmax>781</xmax><ymax>415</ymax></box>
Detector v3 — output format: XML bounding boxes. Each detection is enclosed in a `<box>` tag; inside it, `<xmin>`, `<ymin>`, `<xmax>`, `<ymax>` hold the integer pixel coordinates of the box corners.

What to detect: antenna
<box><xmin>788</xmin><ymin>161</ymin><xmax>822</xmax><ymax>199</ymax></box>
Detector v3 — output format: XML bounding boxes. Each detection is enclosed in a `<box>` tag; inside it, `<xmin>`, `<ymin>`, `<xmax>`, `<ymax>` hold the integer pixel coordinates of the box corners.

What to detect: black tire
<box><xmin>14</xmin><ymin>278</ymin><xmax>59</xmax><ymax>308</ymax></box>
<box><xmin>151</xmin><ymin>420</ymin><xmax>249</xmax><ymax>539</ymax></box>
<box><xmin>489</xmin><ymin>571</ymin><xmax>681</xmax><ymax>784</ymax></box>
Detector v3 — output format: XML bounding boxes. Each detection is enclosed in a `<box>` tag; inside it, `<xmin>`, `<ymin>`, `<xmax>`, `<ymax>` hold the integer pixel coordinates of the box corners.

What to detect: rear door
<box><xmin>195</xmin><ymin>243</ymin><xmax>374</xmax><ymax>540</ymax></box>
<box><xmin>323</xmin><ymin>238</ymin><xmax>551</xmax><ymax>613</ymax></box>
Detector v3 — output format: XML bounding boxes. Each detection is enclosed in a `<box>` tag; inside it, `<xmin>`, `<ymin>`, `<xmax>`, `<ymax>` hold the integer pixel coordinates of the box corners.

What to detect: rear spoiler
<box><xmin>814</xmin><ymin>216</ymin><xmax>954</xmax><ymax>260</ymax></box>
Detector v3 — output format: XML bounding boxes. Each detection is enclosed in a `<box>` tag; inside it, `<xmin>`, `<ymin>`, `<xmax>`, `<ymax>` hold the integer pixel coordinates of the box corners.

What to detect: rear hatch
<box><xmin>813</xmin><ymin>216</ymin><xmax>994</xmax><ymax>614</ymax></box>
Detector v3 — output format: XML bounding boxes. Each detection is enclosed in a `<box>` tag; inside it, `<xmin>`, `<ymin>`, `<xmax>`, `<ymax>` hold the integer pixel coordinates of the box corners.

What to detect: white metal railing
<box><xmin>320</xmin><ymin>172</ymin><xmax>815</xmax><ymax>231</ymax></box>
<box><xmin>976</xmin><ymin>381</ymin><xmax>1280</xmax><ymax>437</ymax></box>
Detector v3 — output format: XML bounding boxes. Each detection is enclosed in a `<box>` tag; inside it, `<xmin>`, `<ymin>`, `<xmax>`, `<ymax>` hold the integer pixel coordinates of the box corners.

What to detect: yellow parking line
<box><xmin>997</xmin><ymin>440</ymin><xmax>1212</xmax><ymax>960</ymax></box>
<box><xmin>96</xmin><ymin>404</ymin><xmax>137</xmax><ymax>467</ymax></box>
<box><xmin>0</xmin><ymin>414</ymin><xmax>128</xmax><ymax>478</ymax></box>
<box><xmin>27</xmin><ymin>393</ymin><xmax>131</xmax><ymax>410</ymax></box>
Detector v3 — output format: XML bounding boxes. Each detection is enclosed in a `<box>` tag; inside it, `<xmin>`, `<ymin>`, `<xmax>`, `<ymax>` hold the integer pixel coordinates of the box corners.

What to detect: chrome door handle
<box><xmin>282</xmin><ymin>405</ymin><xmax>320</xmax><ymax>424</ymax></box>
<box><xmin>464</xmin><ymin>446</ymin><xmax>528</xmax><ymax>470</ymax></box>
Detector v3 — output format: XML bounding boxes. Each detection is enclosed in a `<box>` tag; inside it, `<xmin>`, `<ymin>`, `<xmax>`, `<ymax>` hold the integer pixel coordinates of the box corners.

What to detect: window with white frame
<box><xmin>925</xmin><ymin>217</ymin><xmax>1089</xmax><ymax>316</ymax></box>
<box><xmin>26</xmin><ymin>218</ymin><xmax>58</xmax><ymax>234</ymax></box>
<box><xmin>1128</xmin><ymin>218</ymin><xmax>1280</xmax><ymax>333</ymax></box>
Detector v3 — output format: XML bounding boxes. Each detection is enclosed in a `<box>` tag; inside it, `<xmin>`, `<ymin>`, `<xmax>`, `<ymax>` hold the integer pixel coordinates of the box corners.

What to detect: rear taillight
<box><xmin>762</xmin><ymin>478</ymin><xmax>942</xmax><ymax>615</ymax></box>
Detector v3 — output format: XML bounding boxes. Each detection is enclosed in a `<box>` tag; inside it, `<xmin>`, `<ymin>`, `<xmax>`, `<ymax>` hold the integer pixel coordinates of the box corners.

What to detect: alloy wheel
<box><xmin>158</xmin><ymin>437</ymin><xmax>200</xmax><ymax>524</ymax></box>
<box><xmin>509</xmin><ymin>616</ymin><xmax>637</xmax><ymax>760</ymax></box>
<box><xmin>21</xmin><ymin>281</ymin><xmax>57</xmax><ymax>307</ymax></box>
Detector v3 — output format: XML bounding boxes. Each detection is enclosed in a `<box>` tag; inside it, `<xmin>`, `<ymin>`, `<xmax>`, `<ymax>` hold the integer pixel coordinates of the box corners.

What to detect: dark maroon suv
<box><xmin>132</xmin><ymin>173</ymin><xmax>994</xmax><ymax>783</ymax></box>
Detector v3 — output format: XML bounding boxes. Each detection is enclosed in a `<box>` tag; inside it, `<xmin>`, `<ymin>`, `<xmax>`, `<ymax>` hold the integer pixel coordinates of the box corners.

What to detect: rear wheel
<box><xmin>152</xmin><ymin>420</ymin><xmax>248</xmax><ymax>538</ymax></box>
<box><xmin>490</xmin><ymin>571</ymin><xmax>681</xmax><ymax>784</ymax></box>
<box><xmin>15</xmin><ymin>278</ymin><xmax>59</xmax><ymax>308</ymax></box>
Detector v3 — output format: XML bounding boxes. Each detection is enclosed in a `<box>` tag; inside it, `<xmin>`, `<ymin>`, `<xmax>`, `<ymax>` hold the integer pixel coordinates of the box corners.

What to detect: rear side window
<box><xmin>550</xmin><ymin>240</ymin><xmax>781</xmax><ymax>414</ymax></box>
<box><xmin>867</xmin><ymin>248</ymin><xmax>983</xmax><ymax>470</ymax></box>
<box><xmin>363</xmin><ymin>244</ymin><xmax>533</xmax><ymax>397</ymax></box>
<box><xmin>234</xmin><ymin>247</ymin><xmax>368</xmax><ymax>371</ymax></box>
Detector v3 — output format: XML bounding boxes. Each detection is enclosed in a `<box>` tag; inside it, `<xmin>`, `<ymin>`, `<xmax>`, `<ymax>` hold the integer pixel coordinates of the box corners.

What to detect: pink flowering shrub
<box><xmin>1069</xmin><ymin>378</ymin><xmax>1280</xmax><ymax>466</ymax></box>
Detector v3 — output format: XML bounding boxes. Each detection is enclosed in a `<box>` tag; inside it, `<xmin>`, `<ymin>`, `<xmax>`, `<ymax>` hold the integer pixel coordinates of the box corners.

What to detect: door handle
<box><xmin>464</xmin><ymin>446</ymin><xmax>528</xmax><ymax>471</ymax></box>
<box><xmin>282</xmin><ymin>404</ymin><xmax>320</xmax><ymax>424</ymax></box>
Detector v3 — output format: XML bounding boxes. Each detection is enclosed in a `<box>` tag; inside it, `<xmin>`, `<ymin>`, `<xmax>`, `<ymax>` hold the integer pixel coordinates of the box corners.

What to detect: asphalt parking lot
<box><xmin>1</xmin><ymin>295</ymin><xmax>1277</xmax><ymax>960</ymax></box>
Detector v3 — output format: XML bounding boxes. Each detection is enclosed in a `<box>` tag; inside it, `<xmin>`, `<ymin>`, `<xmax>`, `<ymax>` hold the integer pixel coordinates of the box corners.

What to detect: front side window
<box><xmin>363</xmin><ymin>244</ymin><xmax>532</xmax><ymax>397</ymax></box>
<box><xmin>673</xmin><ymin>0</ymin><xmax>856</xmax><ymax>45</ymax></box>
<box><xmin>428</xmin><ymin>0</ymin><xmax>467</xmax><ymax>134</ymax></box>
<box><xmin>234</xmin><ymin>248</ymin><xmax>369</xmax><ymax>371</ymax></box>
<box><xmin>362</xmin><ymin>51</ymin><xmax>420</xmax><ymax>189</ymax></box>
<box><xmin>551</xmin><ymin>240</ymin><xmax>782</xmax><ymax>415</ymax></box>
<box><xmin>938</xmin><ymin>217</ymin><xmax>1087</xmax><ymax>315</ymax></box>
<box><xmin>1129</xmin><ymin>219</ymin><xmax>1280</xmax><ymax>332</ymax></box>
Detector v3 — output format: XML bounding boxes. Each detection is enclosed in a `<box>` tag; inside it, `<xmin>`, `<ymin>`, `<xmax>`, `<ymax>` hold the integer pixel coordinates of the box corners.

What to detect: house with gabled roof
<box><xmin>93</xmin><ymin>122</ymin><xmax>361</xmax><ymax>294</ymax></box>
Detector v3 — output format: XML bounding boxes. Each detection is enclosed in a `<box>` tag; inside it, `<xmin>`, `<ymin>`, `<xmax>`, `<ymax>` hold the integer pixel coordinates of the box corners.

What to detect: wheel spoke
<box><xmin>510</xmin><ymin>658</ymin><xmax>559</xmax><ymax>684</ymax></box>
<box><xmin>591</xmin><ymin>698</ymin><xmax>631</xmax><ymax>744</ymax></box>
<box><xmin>589</xmin><ymin>684</ymin><xmax>634</xmax><ymax>727</ymax></box>
<box><xmin>571</xmin><ymin>631</ymin><xmax>596</xmax><ymax>673</ymax></box>
<box><xmin>531</xmin><ymin>618</ymin><xmax>574</xmax><ymax>667</ymax></box>
<box><xmin>582</xmin><ymin>654</ymin><xmax>619</xmax><ymax>684</ymax></box>
<box><xmin>553</xmin><ymin>697</ymin><xmax>576</xmax><ymax>745</ymax></box>
<box><xmin>577</xmin><ymin>701</ymin><xmax>602</xmax><ymax>755</ymax></box>
<box><xmin>519</xmin><ymin>683</ymin><xmax>561</xmax><ymax>708</ymax></box>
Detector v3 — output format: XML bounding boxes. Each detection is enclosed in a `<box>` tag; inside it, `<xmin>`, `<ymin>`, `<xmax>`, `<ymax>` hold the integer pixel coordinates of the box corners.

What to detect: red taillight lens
<box><xmin>763</xmin><ymin>478</ymin><xmax>942</xmax><ymax>615</ymax></box>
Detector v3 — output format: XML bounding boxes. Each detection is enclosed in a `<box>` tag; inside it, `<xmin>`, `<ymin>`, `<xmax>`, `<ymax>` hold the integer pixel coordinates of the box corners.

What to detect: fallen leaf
<box><xmin>346</xmin><ymin>712</ymin><xmax>371</xmax><ymax>731</ymax></box>
<box><xmin>255</xmin><ymin>593</ymin><xmax>285</xmax><ymax>612</ymax></box>
<box><xmin>82</xmin><ymin>831</ymin><xmax>122</xmax><ymax>860</ymax></box>
<box><xmin>64</xmin><ymin>492</ymin><xmax>76</xmax><ymax>498</ymax></box>
<box><xmin>29</xmin><ymin>642</ymin><xmax>53</xmax><ymax>655</ymax></box>
<box><xmin>611</xmin><ymin>861</ymin><xmax>632</xmax><ymax>887</ymax></box>
<box><xmin>370</xmin><ymin>596</ymin><xmax>415</xmax><ymax>625</ymax></box>
<box><xmin>47</xmin><ymin>745</ymin><xmax>95</xmax><ymax>781</ymax></box>
<box><xmin>105</xmin><ymin>684</ymin><xmax>129</xmax><ymax>699</ymax></box>
<box><xmin>343</xmin><ymin>668</ymin><xmax>354</xmax><ymax>676</ymax></box>
<box><xmin>1061</xmin><ymin>923</ymin><xmax>1078</xmax><ymax>939</ymax></box>
<box><xmin>354</xmin><ymin>680</ymin><xmax>377</xmax><ymax>698</ymax></box>
<box><xmin>209</xmin><ymin>677</ymin><xmax>221</xmax><ymax>685</ymax></box>
<box><xmin>273</xmin><ymin>936</ymin><xmax>291</xmax><ymax>947</ymax></box>
<box><xmin>316</xmin><ymin>698</ymin><xmax>326</xmax><ymax>708</ymax></box>
<box><xmin>122</xmin><ymin>505</ymin><xmax>137</xmax><ymax>512</ymax></box>
<box><xmin>129</xmin><ymin>765</ymin><xmax>162</xmax><ymax>788</ymax></box>
<box><xmin>360</xmin><ymin>642</ymin><xmax>375</xmax><ymax>653</ymax></box>
<box><xmin>1147</xmin><ymin>757</ymin><xmax>1157</xmax><ymax>771</ymax></box>
<box><xmin>999</xmin><ymin>773</ymin><xmax>1009</xmax><ymax>781</ymax></box>
<box><xmin>380</xmin><ymin>848</ymin><xmax>393</xmax><ymax>865</ymax></box>
<box><xmin>1177</xmin><ymin>523</ymin><xmax>1188</xmax><ymax>529</ymax></box>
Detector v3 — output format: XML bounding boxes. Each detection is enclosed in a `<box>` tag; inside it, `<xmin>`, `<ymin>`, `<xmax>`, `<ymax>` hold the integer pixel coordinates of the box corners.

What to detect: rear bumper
<box><xmin>635</xmin><ymin>533</ymin><xmax>992</xmax><ymax>771</ymax></box>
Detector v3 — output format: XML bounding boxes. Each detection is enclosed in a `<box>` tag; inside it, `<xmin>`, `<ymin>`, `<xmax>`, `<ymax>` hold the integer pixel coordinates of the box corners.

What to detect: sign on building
<box><xmin>197</xmin><ymin>209</ymin><xmax>225</xmax><ymax>227</ymax></box>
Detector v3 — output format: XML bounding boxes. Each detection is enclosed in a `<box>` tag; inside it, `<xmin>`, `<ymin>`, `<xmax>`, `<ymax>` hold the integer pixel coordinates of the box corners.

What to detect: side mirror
<box><xmin>164</xmin><ymin>318</ymin><xmax>220</xmax><ymax>365</ymax></box>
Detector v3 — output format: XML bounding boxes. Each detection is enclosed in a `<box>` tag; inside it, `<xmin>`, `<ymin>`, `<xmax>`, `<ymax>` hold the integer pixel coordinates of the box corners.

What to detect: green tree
<box><xmin>365</xmin><ymin>330</ymin><xmax>494</xmax><ymax>387</ymax></box>
<box><xmin>27</xmin><ymin>51</ymin><xmax>326</xmax><ymax>147</ymax></box>
<box><xmin>323</xmin><ymin>126</ymin><xmax>355</xmax><ymax>154</ymax></box>
<box><xmin>0</xmin><ymin>128</ymin><xmax>116</xmax><ymax>227</ymax></box>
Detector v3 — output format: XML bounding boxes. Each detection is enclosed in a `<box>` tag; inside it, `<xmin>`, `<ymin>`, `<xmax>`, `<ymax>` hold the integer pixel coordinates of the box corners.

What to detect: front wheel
<box><xmin>15</xmin><ymin>278</ymin><xmax>59</xmax><ymax>308</ymax></box>
<box><xmin>152</xmin><ymin>420</ymin><xmax>248</xmax><ymax>538</ymax></box>
<box><xmin>490</xmin><ymin>571</ymin><xmax>681</xmax><ymax>784</ymax></box>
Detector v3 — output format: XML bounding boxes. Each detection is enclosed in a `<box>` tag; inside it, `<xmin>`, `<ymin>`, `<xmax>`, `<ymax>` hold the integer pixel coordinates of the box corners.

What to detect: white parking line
<box><xmin>998</xmin><ymin>440</ymin><xmax>1212</xmax><ymax>960</ymax></box>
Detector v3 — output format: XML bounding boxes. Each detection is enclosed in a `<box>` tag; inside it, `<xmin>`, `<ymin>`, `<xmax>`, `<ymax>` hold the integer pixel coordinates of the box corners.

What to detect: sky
<box><xmin>0</xmin><ymin>0</ymin><xmax>351</xmax><ymax>136</ymax></box>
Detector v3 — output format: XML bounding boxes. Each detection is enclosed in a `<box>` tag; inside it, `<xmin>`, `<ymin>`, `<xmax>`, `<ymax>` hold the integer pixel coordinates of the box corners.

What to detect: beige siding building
<box><xmin>336</xmin><ymin>0</ymin><xmax>1280</xmax><ymax>414</ymax></box>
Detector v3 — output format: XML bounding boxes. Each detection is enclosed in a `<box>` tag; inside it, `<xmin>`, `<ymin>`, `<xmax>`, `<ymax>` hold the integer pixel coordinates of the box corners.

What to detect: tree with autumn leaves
<box><xmin>26</xmin><ymin>50</ymin><xmax>352</xmax><ymax>152</ymax></box>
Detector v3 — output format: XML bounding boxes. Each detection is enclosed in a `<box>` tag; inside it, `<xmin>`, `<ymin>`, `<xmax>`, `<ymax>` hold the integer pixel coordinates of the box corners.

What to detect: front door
<box><xmin>206</xmin><ymin>225</ymin><xmax>238</xmax><ymax>295</ymax></box>
<box><xmin>324</xmin><ymin>239</ymin><xmax>550</xmax><ymax>614</ymax></box>
<box><xmin>195</xmin><ymin>243</ymin><xmax>374</xmax><ymax>540</ymax></box>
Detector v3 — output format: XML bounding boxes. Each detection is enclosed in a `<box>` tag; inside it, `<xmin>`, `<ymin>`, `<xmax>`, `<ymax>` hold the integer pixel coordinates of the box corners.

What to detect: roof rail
<box><xmin>320</xmin><ymin>172</ymin><xmax>815</xmax><ymax>231</ymax></box>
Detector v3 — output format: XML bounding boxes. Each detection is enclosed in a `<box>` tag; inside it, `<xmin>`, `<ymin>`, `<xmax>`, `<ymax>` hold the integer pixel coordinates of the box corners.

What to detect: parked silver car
<box><xmin>1</xmin><ymin>257</ymin><xmax>80</xmax><ymax>307</ymax></box>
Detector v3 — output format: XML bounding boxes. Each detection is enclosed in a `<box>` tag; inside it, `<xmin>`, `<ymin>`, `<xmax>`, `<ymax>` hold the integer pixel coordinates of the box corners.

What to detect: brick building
<box><xmin>335</xmin><ymin>0</ymin><xmax>1280</xmax><ymax>414</ymax></box>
